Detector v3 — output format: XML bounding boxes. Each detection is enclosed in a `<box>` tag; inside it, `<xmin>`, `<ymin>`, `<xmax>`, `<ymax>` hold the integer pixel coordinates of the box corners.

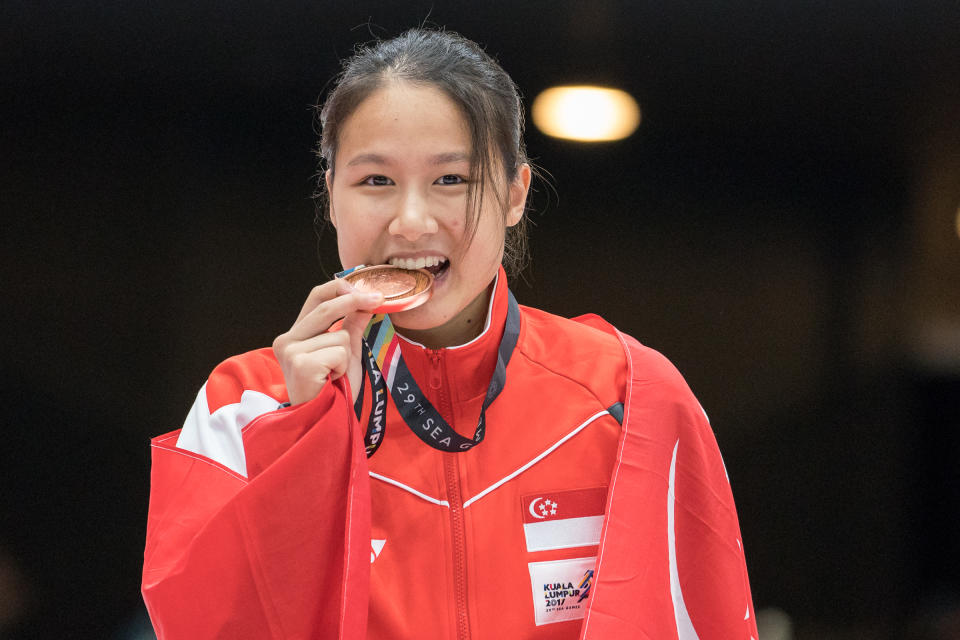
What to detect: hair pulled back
<box><xmin>317</xmin><ymin>28</ymin><xmax>530</xmax><ymax>274</ymax></box>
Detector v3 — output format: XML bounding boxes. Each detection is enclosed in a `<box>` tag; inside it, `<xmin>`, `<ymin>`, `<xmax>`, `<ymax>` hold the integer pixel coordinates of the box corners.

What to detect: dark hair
<box><xmin>316</xmin><ymin>28</ymin><xmax>530</xmax><ymax>274</ymax></box>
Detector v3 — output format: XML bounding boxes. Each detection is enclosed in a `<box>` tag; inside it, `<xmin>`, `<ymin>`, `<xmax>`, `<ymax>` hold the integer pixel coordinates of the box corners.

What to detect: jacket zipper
<box><xmin>445</xmin><ymin>454</ymin><xmax>470</xmax><ymax>640</ymax></box>
<box><xmin>428</xmin><ymin>350</ymin><xmax>443</xmax><ymax>392</ymax></box>
<box><xmin>430</xmin><ymin>349</ymin><xmax>471</xmax><ymax>640</ymax></box>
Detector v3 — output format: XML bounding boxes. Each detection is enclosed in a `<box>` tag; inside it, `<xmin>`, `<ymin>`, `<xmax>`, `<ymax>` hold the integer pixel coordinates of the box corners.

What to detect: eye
<box><xmin>361</xmin><ymin>175</ymin><xmax>393</xmax><ymax>186</ymax></box>
<box><xmin>434</xmin><ymin>174</ymin><xmax>466</xmax><ymax>186</ymax></box>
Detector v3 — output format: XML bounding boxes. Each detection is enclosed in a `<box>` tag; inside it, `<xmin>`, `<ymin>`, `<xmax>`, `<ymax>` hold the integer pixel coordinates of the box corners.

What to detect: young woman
<box><xmin>142</xmin><ymin>29</ymin><xmax>757</xmax><ymax>640</ymax></box>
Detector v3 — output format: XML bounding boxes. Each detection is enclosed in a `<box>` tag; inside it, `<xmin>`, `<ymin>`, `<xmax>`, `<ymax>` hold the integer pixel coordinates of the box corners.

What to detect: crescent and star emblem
<box><xmin>528</xmin><ymin>497</ymin><xmax>558</xmax><ymax>519</ymax></box>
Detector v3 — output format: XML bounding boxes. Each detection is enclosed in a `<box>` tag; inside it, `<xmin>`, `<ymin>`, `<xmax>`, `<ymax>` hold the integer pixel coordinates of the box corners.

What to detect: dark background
<box><xmin>2</xmin><ymin>1</ymin><xmax>959</xmax><ymax>638</ymax></box>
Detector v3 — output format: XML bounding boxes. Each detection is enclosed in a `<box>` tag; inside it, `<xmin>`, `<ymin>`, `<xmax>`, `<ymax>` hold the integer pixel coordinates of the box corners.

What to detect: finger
<box><xmin>313</xmin><ymin>346</ymin><xmax>349</xmax><ymax>380</ymax></box>
<box><xmin>274</xmin><ymin>327</ymin><xmax>350</xmax><ymax>370</ymax></box>
<box><xmin>291</xmin><ymin>346</ymin><xmax>349</xmax><ymax>380</ymax></box>
<box><xmin>285</xmin><ymin>347</ymin><xmax>350</xmax><ymax>404</ymax></box>
<box><xmin>295</xmin><ymin>280</ymin><xmax>343</xmax><ymax>324</ymax></box>
<box><xmin>281</xmin><ymin>329</ymin><xmax>352</xmax><ymax>359</ymax></box>
<box><xmin>295</xmin><ymin>276</ymin><xmax>378</xmax><ymax>324</ymax></box>
<box><xmin>289</xmin><ymin>289</ymin><xmax>383</xmax><ymax>341</ymax></box>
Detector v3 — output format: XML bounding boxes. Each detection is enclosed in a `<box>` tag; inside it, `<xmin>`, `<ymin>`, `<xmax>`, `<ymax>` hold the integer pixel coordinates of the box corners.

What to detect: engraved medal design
<box><xmin>351</xmin><ymin>269</ymin><xmax>417</xmax><ymax>297</ymax></box>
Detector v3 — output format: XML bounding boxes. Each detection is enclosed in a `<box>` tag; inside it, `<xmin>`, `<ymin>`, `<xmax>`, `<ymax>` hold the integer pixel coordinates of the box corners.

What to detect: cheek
<box><xmin>446</xmin><ymin>213</ymin><xmax>465</xmax><ymax>234</ymax></box>
<box><xmin>330</xmin><ymin>217</ymin><xmax>364</xmax><ymax>262</ymax></box>
<box><xmin>474</xmin><ymin>213</ymin><xmax>507</xmax><ymax>254</ymax></box>
<box><xmin>338</xmin><ymin>230</ymin><xmax>370</xmax><ymax>262</ymax></box>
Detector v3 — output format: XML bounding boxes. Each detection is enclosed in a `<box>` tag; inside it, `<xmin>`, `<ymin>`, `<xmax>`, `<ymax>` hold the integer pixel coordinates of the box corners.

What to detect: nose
<box><xmin>388</xmin><ymin>189</ymin><xmax>438</xmax><ymax>241</ymax></box>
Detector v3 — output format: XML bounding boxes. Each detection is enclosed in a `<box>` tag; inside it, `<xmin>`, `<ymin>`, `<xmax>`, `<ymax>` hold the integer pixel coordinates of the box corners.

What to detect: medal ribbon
<box><xmin>354</xmin><ymin>290</ymin><xmax>521</xmax><ymax>457</ymax></box>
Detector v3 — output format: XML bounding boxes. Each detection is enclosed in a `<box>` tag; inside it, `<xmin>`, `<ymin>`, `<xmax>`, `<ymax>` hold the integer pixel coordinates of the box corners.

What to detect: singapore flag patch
<box><xmin>527</xmin><ymin>556</ymin><xmax>597</xmax><ymax>625</ymax></box>
<box><xmin>521</xmin><ymin>487</ymin><xmax>606</xmax><ymax>551</ymax></box>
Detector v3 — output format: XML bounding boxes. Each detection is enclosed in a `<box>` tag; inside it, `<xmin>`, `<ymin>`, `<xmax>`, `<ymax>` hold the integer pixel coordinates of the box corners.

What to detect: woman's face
<box><xmin>327</xmin><ymin>82</ymin><xmax>530</xmax><ymax>336</ymax></box>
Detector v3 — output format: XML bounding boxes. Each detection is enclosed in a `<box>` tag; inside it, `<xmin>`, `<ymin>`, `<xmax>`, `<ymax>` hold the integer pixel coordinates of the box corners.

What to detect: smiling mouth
<box><xmin>388</xmin><ymin>256</ymin><xmax>450</xmax><ymax>278</ymax></box>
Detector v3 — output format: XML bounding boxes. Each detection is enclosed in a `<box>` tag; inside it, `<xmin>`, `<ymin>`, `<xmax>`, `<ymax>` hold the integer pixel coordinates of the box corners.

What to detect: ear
<box><xmin>504</xmin><ymin>163</ymin><xmax>532</xmax><ymax>228</ymax></box>
<box><xmin>325</xmin><ymin>170</ymin><xmax>337</xmax><ymax>228</ymax></box>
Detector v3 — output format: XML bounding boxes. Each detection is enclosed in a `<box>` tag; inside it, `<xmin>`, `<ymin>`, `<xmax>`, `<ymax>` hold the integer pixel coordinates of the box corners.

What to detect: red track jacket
<box><xmin>142</xmin><ymin>271</ymin><xmax>758</xmax><ymax>639</ymax></box>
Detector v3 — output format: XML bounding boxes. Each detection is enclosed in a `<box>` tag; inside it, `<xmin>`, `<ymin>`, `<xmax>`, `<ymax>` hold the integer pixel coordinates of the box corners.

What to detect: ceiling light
<box><xmin>531</xmin><ymin>86</ymin><xmax>641</xmax><ymax>142</ymax></box>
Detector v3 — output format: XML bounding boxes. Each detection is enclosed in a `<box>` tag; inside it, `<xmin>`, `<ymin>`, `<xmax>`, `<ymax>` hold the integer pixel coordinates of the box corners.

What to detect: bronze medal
<box><xmin>351</xmin><ymin>269</ymin><xmax>416</xmax><ymax>297</ymax></box>
<box><xmin>341</xmin><ymin>265</ymin><xmax>434</xmax><ymax>314</ymax></box>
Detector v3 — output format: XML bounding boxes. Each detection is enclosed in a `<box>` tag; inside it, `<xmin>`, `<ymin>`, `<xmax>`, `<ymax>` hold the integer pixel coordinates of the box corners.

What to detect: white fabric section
<box><xmin>395</xmin><ymin>270</ymin><xmax>498</xmax><ymax>350</ymax></box>
<box><xmin>370</xmin><ymin>539</ymin><xmax>386</xmax><ymax>563</ymax></box>
<box><xmin>668</xmin><ymin>439</ymin><xmax>700</xmax><ymax>640</ymax></box>
<box><xmin>385</xmin><ymin>350</ymin><xmax>399</xmax><ymax>390</ymax></box>
<box><xmin>175</xmin><ymin>384</ymin><xmax>280</xmax><ymax>478</ymax></box>
<box><xmin>369</xmin><ymin>471</ymin><xmax>450</xmax><ymax>507</ymax></box>
<box><xmin>523</xmin><ymin>515</ymin><xmax>604</xmax><ymax>552</ymax></box>
<box><xmin>462</xmin><ymin>409</ymin><xmax>610</xmax><ymax>508</ymax></box>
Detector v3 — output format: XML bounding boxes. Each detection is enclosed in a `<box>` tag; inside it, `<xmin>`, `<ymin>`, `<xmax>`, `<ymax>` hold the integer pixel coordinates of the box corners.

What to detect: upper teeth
<box><xmin>389</xmin><ymin>256</ymin><xmax>447</xmax><ymax>270</ymax></box>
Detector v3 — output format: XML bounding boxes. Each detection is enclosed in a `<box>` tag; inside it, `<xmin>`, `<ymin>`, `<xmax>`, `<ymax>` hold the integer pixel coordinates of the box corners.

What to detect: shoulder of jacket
<box><xmin>204</xmin><ymin>347</ymin><xmax>288</xmax><ymax>413</ymax></box>
<box><xmin>517</xmin><ymin>305</ymin><xmax>694</xmax><ymax>400</ymax></box>
<box><xmin>516</xmin><ymin>305</ymin><xmax>627</xmax><ymax>401</ymax></box>
<box><xmin>610</xmin><ymin>329</ymin><xmax>707</xmax><ymax>423</ymax></box>
<box><xmin>518</xmin><ymin>305</ymin><xmax>621</xmax><ymax>353</ymax></box>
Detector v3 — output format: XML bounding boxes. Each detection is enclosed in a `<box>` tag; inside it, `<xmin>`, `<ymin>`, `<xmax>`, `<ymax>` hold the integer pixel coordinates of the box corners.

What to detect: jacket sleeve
<box><xmin>581</xmin><ymin>330</ymin><xmax>758</xmax><ymax>640</ymax></box>
<box><xmin>141</xmin><ymin>373</ymin><xmax>371</xmax><ymax>640</ymax></box>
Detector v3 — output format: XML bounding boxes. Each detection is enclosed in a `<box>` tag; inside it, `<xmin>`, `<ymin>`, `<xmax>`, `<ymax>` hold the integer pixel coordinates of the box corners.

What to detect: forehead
<box><xmin>336</xmin><ymin>82</ymin><xmax>472</xmax><ymax>165</ymax></box>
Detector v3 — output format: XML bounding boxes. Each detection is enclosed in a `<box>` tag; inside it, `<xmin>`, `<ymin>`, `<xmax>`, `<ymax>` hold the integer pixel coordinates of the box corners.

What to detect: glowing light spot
<box><xmin>531</xmin><ymin>86</ymin><xmax>641</xmax><ymax>142</ymax></box>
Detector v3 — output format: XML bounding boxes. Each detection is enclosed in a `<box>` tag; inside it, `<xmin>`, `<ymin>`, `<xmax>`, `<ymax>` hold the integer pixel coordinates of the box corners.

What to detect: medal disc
<box><xmin>341</xmin><ymin>265</ymin><xmax>434</xmax><ymax>313</ymax></box>
<box><xmin>350</xmin><ymin>269</ymin><xmax>416</xmax><ymax>297</ymax></box>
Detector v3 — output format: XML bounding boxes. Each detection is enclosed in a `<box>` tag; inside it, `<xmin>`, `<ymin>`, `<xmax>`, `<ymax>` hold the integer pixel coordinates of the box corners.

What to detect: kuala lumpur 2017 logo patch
<box><xmin>527</xmin><ymin>557</ymin><xmax>597</xmax><ymax>625</ymax></box>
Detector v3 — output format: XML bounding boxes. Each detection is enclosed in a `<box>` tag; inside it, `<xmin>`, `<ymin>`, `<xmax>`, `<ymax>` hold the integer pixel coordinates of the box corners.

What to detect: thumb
<box><xmin>342</xmin><ymin>309</ymin><xmax>375</xmax><ymax>354</ymax></box>
<box><xmin>341</xmin><ymin>309</ymin><xmax>375</xmax><ymax>405</ymax></box>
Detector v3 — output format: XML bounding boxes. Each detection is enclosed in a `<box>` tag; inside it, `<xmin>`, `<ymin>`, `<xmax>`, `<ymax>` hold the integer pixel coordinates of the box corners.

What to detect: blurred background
<box><xmin>2</xmin><ymin>1</ymin><xmax>959</xmax><ymax>638</ymax></box>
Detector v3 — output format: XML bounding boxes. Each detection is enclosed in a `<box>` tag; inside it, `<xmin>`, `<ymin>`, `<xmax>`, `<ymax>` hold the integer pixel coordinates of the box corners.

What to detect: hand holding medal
<box><xmin>272</xmin><ymin>277</ymin><xmax>385</xmax><ymax>406</ymax></box>
<box><xmin>273</xmin><ymin>265</ymin><xmax>433</xmax><ymax>407</ymax></box>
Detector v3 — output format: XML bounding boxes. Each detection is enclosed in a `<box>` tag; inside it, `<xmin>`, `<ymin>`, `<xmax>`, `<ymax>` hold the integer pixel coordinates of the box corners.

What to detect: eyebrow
<box><xmin>344</xmin><ymin>151</ymin><xmax>471</xmax><ymax>167</ymax></box>
<box><xmin>429</xmin><ymin>151</ymin><xmax>471</xmax><ymax>166</ymax></box>
<box><xmin>345</xmin><ymin>153</ymin><xmax>389</xmax><ymax>167</ymax></box>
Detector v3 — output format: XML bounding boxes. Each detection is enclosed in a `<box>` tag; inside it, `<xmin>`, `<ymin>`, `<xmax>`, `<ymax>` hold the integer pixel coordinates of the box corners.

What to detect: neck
<box><xmin>394</xmin><ymin>282</ymin><xmax>494</xmax><ymax>349</ymax></box>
